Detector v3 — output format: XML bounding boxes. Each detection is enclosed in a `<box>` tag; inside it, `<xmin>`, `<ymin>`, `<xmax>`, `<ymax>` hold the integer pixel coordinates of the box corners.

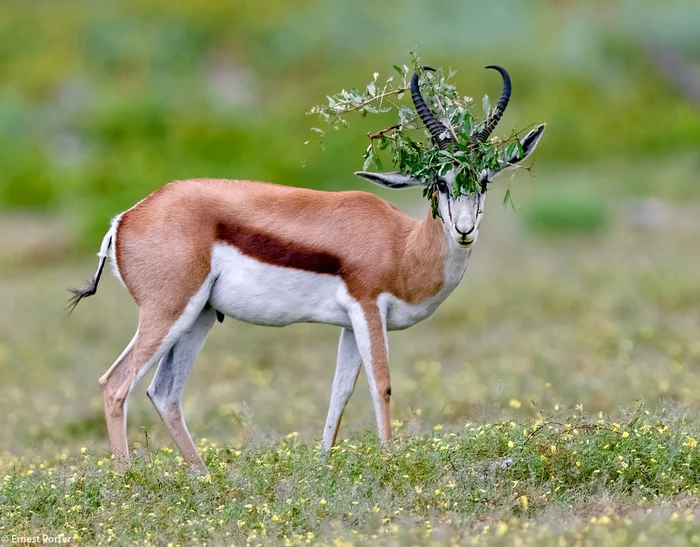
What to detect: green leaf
<box><xmin>362</xmin><ymin>145</ymin><xmax>374</xmax><ymax>171</ymax></box>
<box><xmin>506</xmin><ymin>143</ymin><xmax>518</xmax><ymax>161</ymax></box>
<box><xmin>503</xmin><ymin>186</ymin><xmax>516</xmax><ymax>210</ymax></box>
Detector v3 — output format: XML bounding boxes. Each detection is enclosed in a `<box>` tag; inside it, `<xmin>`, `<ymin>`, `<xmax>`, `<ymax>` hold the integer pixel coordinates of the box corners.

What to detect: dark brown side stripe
<box><xmin>215</xmin><ymin>222</ymin><xmax>342</xmax><ymax>276</ymax></box>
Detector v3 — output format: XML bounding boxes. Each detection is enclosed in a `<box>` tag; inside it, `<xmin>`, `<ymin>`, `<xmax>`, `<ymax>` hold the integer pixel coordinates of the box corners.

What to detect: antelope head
<box><xmin>356</xmin><ymin>66</ymin><xmax>546</xmax><ymax>248</ymax></box>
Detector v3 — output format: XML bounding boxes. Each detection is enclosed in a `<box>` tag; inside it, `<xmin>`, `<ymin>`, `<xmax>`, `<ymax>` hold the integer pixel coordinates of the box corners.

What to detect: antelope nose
<box><xmin>456</xmin><ymin>225</ymin><xmax>475</xmax><ymax>236</ymax></box>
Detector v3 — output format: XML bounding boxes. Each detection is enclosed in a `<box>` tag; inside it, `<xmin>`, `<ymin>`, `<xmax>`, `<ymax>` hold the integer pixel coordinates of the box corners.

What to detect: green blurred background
<box><xmin>2</xmin><ymin>0</ymin><xmax>700</xmax><ymax>456</ymax></box>
<box><xmin>1</xmin><ymin>0</ymin><xmax>699</xmax><ymax>250</ymax></box>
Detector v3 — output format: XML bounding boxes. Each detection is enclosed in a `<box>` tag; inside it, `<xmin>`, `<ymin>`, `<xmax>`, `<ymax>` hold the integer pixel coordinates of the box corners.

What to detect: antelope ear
<box><xmin>480</xmin><ymin>123</ymin><xmax>546</xmax><ymax>186</ymax></box>
<box><xmin>508</xmin><ymin>123</ymin><xmax>546</xmax><ymax>166</ymax></box>
<box><xmin>354</xmin><ymin>171</ymin><xmax>423</xmax><ymax>189</ymax></box>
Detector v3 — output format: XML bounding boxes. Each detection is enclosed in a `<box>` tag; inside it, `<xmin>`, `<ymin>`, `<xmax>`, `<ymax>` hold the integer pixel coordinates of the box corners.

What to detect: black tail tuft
<box><xmin>68</xmin><ymin>231</ymin><xmax>112</xmax><ymax>314</ymax></box>
<box><xmin>66</xmin><ymin>281</ymin><xmax>98</xmax><ymax>313</ymax></box>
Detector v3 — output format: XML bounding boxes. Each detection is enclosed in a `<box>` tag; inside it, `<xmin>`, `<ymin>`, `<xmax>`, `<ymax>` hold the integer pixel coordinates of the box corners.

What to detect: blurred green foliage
<box><xmin>0</xmin><ymin>0</ymin><xmax>699</xmax><ymax>245</ymax></box>
<box><xmin>523</xmin><ymin>188</ymin><xmax>609</xmax><ymax>235</ymax></box>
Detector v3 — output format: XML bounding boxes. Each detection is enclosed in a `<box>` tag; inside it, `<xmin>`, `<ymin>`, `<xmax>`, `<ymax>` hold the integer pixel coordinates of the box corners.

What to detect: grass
<box><xmin>3</xmin><ymin>409</ymin><xmax>700</xmax><ymax>545</ymax></box>
<box><xmin>1</xmin><ymin>158</ymin><xmax>700</xmax><ymax>544</ymax></box>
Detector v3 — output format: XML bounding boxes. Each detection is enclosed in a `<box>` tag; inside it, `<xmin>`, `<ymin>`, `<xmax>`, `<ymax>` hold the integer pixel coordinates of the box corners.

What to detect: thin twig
<box><xmin>349</xmin><ymin>87</ymin><xmax>410</xmax><ymax>113</ymax></box>
<box><xmin>315</xmin><ymin>86</ymin><xmax>410</xmax><ymax>149</ymax></box>
<box><xmin>368</xmin><ymin>124</ymin><xmax>402</xmax><ymax>140</ymax></box>
<box><xmin>328</xmin><ymin>87</ymin><xmax>409</xmax><ymax>129</ymax></box>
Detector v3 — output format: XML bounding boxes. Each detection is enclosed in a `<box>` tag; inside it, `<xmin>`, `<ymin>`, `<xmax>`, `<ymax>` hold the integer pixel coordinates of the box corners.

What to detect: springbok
<box><xmin>71</xmin><ymin>66</ymin><xmax>545</xmax><ymax>471</ymax></box>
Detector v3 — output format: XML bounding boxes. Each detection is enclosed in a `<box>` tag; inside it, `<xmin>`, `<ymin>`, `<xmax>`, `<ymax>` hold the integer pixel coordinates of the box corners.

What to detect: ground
<box><xmin>1</xmin><ymin>157</ymin><xmax>700</xmax><ymax>545</ymax></box>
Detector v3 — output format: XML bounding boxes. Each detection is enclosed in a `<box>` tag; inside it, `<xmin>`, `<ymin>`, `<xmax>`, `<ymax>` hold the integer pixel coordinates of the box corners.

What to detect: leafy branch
<box><xmin>307</xmin><ymin>68</ymin><xmax>411</xmax><ymax>144</ymax></box>
<box><xmin>307</xmin><ymin>53</ymin><xmax>531</xmax><ymax>215</ymax></box>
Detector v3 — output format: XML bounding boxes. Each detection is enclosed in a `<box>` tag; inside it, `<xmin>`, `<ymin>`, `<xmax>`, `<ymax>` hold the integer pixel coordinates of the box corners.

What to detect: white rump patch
<box><xmin>107</xmin><ymin>213</ymin><xmax>124</xmax><ymax>286</ymax></box>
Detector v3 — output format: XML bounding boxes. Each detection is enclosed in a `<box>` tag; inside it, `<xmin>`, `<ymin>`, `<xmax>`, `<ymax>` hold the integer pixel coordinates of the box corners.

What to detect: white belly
<box><xmin>208</xmin><ymin>243</ymin><xmax>467</xmax><ymax>330</ymax></box>
<box><xmin>209</xmin><ymin>243</ymin><xmax>351</xmax><ymax>327</ymax></box>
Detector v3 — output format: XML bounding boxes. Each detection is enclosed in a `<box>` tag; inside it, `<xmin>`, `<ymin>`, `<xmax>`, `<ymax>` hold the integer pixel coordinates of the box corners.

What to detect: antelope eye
<box><xmin>436</xmin><ymin>178</ymin><xmax>449</xmax><ymax>193</ymax></box>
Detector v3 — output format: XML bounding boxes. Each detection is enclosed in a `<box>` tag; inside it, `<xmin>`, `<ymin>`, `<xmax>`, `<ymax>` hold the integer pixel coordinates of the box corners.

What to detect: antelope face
<box><xmin>442</xmin><ymin>121</ymin><xmax>547</xmax><ymax>247</ymax></box>
<box><xmin>434</xmin><ymin>170</ymin><xmax>485</xmax><ymax>248</ymax></box>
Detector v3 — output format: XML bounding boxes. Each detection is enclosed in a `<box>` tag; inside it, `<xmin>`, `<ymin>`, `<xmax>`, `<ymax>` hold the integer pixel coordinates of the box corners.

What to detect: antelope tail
<box><xmin>67</xmin><ymin>226</ymin><xmax>115</xmax><ymax>312</ymax></box>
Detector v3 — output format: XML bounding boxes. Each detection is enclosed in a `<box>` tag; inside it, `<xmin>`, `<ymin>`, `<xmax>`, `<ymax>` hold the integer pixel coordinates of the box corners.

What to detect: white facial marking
<box><xmin>435</xmin><ymin>170</ymin><xmax>486</xmax><ymax>248</ymax></box>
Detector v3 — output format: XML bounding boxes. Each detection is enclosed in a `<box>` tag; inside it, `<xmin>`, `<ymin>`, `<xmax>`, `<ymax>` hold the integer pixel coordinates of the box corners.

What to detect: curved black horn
<box><xmin>472</xmin><ymin>65</ymin><xmax>512</xmax><ymax>145</ymax></box>
<box><xmin>411</xmin><ymin>67</ymin><xmax>455</xmax><ymax>150</ymax></box>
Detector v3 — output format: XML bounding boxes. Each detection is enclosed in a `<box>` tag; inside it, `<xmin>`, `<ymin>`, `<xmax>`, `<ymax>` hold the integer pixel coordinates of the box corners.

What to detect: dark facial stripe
<box><xmin>215</xmin><ymin>223</ymin><xmax>342</xmax><ymax>276</ymax></box>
